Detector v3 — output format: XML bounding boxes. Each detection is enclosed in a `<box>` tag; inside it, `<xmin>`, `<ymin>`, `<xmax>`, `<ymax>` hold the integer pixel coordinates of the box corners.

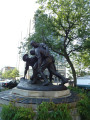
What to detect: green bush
<box><xmin>68</xmin><ymin>86</ymin><xmax>90</xmax><ymax>120</ymax></box>
<box><xmin>37</xmin><ymin>102</ymin><xmax>72</xmax><ymax>120</ymax></box>
<box><xmin>1</xmin><ymin>102</ymin><xmax>72</xmax><ymax>120</ymax></box>
<box><xmin>68</xmin><ymin>86</ymin><xmax>85</xmax><ymax>94</ymax></box>
<box><xmin>77</xmin><ymin>96</ymin><xmax>90</xmax><ymax>120</ymax></box>
<box><xmin>0</xmin><ymin>103</ymin><xmax>17</xmax><ymax>120</ymax></box>
<box><xmin>13</xmin><ymin>107</ymin><xmax>35</xmax><ymax>120</ymax></box>
<box><xmin>0</xmin><ymin>103</ymin><xmax>35</xmax><ymax>120</ymax></box>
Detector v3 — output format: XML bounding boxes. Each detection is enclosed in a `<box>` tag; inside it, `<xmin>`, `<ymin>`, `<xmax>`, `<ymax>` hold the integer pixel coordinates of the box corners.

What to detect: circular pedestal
<box><xmin>13</xmin><ymin>78</ymin><xmax>71</xmax><ymax>98</ymax></box>
<box><xmin>0</xmin><ymin>78</ymin><xmax>79</xmax><ymax>109</ymax></box>
<box><xmin>12</xmin><ymin>87</ymin><xmax>70</xmax><ymax>98</ymax></box>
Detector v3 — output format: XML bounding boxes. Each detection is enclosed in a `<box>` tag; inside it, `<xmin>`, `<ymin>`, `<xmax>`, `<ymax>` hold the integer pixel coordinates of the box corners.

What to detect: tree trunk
<box><xmin>64</xmin><ymin>52</ymin><xmax>77</xmax><ymax>87</ymax></box>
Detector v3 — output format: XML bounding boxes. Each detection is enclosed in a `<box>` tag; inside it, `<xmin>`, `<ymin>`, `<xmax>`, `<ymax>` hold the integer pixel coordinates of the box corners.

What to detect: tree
<box><xmin>0</xmin><ymin>71</ymin><xmax>2</xmax><ymax>79</ymax></box>
<box><xmin>10</xmin><ymin>68</ymin><xmax>19</xmax><ymax>80</ymax></box>
<box><xmin>2</xmin><ymin>68</ymin><xmax>19</xmax><ymax>80</ymax></box>
<box><xmin>74</xmin><ymin>38</ymin><xmax>90</xmax><ymax>75</ymax></box>
<box><xmin>2</xmin><ymin>70</ymin><xmax>12</xmax><ymax>79</ymax></box>
<box><xmin>81</xmin><ymin>38</ymin><xmax>90</xmax><ymax>68</ymax></box>
<box><xmin>21</xmin><ymin>0</ymin><xmax>90</xmax><ymax>86</ymax></box>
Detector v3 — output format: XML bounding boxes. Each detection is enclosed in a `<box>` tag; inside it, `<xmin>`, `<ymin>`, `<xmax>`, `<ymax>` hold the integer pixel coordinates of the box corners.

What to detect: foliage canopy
<box><xmin>2</xmin><ymin>68</ymin><xmax>19</xmax><ymax>80</ymax></box>
<box><xmin>20</xmin><ymin>0</ymin><xmax>90</xmax><ymax>86</ymax></box>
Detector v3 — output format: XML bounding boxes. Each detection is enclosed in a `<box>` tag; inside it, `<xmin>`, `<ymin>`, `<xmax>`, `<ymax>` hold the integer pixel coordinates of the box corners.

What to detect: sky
<box><xmin>0</xmin><ymin>0</ymin><xmax>39</xmax><ymax>73</ymax></box>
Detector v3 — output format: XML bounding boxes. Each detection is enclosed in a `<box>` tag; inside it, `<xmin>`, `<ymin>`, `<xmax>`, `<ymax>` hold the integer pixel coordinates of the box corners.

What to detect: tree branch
<box><xmin>51</xmin><ymin>47</ymin><xmax>64</xmax><ymax>56</ymax></box>
<box><xmin>68</xmin><ymin>46</ymin><xmax>82</xmax><ymax>55</ymax></box>
<box><xmin>66</xmin><ymin>38</ymin><xmax>71</xmax><ymax>48</ymax></box>
<box><xmin>66</xmin><ymin>35</ymin><xmax>79</xmax><ymax>48</ymax></box>
<box><xmin>44</xmin><ymin>36</ymin><xmax>64</xmax><ymax>56</ymax></box>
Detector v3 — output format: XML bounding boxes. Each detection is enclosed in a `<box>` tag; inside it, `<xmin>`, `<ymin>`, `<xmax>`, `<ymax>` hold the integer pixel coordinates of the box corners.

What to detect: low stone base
<box><xmin>0</xmin><ymin>89</ymin><xmax>79</xmax><ymax>107</ymax></box>
<box><xmin>0</xmin><ymin>90</ymin><xmax>81</xmax><ymax>120</ymax></box>
<box><xmin>12</xmin><ymin>78</ymin><xmax>70</xmax><ymax>98</ymax></box>
<box><xmin>0</xmin><ymin>78</ymin><xmax>79</xmax><ymax>111</ymax></box>
<box><xmin>12</xmin><ymin>87</ymin><xmax>71</xmax><ymax>98</ymax></box>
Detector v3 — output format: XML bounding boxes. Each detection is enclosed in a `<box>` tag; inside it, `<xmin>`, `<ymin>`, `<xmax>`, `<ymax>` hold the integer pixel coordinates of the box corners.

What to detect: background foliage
<box><xmin>2</xmin><ymin>68</ymin><xmax>19</xmax><ymax>80</ymax></box>
<box><xmin>20</xmin><ymin>0</ymin><xmax>90</xmax><ymax>86</ymax></box>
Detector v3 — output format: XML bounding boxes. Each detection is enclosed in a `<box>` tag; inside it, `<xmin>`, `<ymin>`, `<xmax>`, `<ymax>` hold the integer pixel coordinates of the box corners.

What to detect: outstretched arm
<box><xmin>24</xmin><ymin>63</ymin><xmax>29</xmax><ymax>79</ymax></box>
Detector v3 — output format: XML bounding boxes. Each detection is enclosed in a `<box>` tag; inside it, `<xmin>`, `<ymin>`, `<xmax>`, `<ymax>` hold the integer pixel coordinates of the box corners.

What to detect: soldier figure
<box><xmin>30</xmin><ymin>41</ymin><xmax>68</xmax><ymax>85</ymax></box>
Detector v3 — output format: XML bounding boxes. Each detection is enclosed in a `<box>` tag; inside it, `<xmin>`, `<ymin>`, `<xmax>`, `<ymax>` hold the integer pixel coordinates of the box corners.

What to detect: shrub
<box><xmin>0</xmin><ymin>103</ymin><xmax>35</xmax><ymax>120</ymax></box>
<box><xmin>37</xmin><ymin>102</ymin><xmax>72</xmax><ymax>120</ymax></box>
<box><xmin>13</xmin><ymin>107</ymin><xmax>35</xmax><ymax>120</ymax></box>
<box><xmin>0</xmin><ymin>103</ymin><xmax>17</xmax><ymax>120</ymax></box>
<box><xmin>68</xmin><ymin>86</ymin><xmax>90</xmax><ymax>120</ymax></box>
<box><xmin>68</xmin><ymin>86</ymin><xmax>85</xmax><ymax>94</ymax></box>
<box><xmin>77</xmin><ymin>95</ymin><xmax>90</xmax><ymax>120</ymax></box>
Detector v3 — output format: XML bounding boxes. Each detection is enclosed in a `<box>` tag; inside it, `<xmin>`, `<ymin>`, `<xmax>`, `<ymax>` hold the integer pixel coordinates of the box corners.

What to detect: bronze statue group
<box><xmin>23</xmin><ymin>41</ymin><xmax>68</xmax><ymax>86</ymax></box>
